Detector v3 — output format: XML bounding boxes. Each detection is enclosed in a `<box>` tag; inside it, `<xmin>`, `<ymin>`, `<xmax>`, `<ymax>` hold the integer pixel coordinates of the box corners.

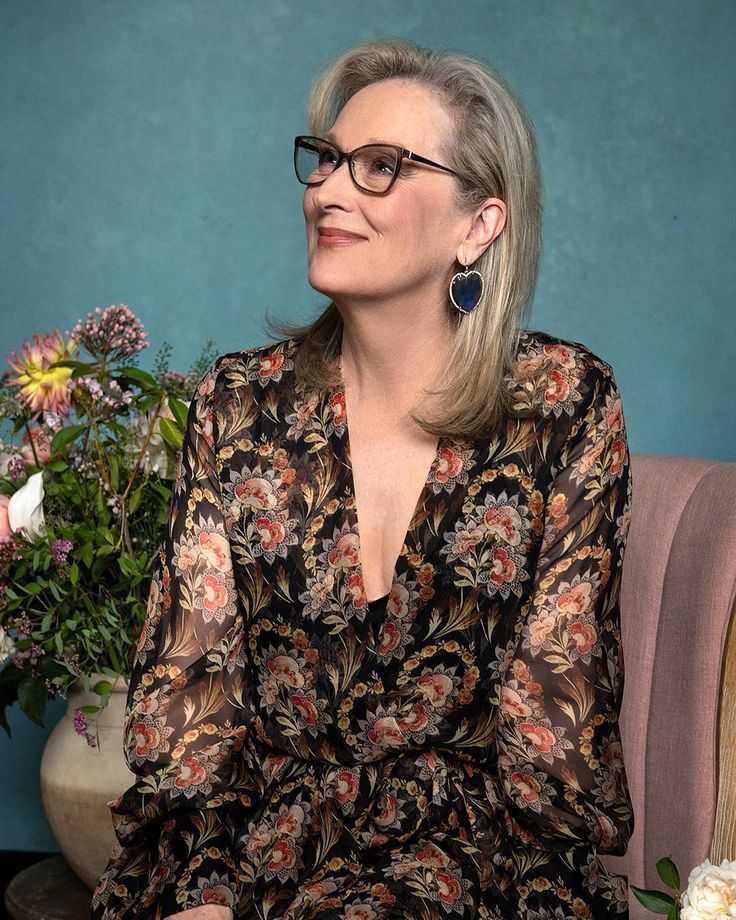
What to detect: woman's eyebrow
<box><xmin>323</xmin><ymin>131</ymin><xmax>401</xmax><ymax>147</ymax></box>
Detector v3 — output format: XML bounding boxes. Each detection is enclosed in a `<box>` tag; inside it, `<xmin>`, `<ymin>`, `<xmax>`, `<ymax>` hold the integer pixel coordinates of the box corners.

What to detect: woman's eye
<box><xmin>368</xmin><ymin>156</ymin><xmax>396</xmax><ymax>175</ymax></box>
<box><xmin>318</xmin><ymin>149</ymin><xmax>338</xmax><ymax>166</ymax></box>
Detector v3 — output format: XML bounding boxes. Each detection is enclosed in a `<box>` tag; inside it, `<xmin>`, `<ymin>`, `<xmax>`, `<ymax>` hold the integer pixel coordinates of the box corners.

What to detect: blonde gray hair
<box><xmin>266</xmin><ymin>38</ymin><xmax>543</xmax><ymax>439</ymax></box>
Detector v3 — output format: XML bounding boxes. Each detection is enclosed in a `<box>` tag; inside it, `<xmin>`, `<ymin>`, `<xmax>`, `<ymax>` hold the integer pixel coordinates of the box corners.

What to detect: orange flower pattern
<box><xmin>90</xmin><ymin>330</ymin><xmax>633</xmax><ymax>920</ymax></box>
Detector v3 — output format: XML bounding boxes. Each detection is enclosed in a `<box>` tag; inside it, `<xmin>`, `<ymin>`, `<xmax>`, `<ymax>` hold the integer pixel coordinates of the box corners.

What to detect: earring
<box><xmin>449</xmin><ymin>260</ymin><xmax>484</xmax><ymax>315</ymax></box>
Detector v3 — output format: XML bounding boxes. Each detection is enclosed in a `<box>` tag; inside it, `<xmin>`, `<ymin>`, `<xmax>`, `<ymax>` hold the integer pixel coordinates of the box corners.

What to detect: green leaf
<box><xmin>138</xmin><ymin>393</ymin><xmax>161</xmax><ymax>413</ymax></box>
<box><xmin>631</xmin><ymin>886</ymin><xmax>675</xmax><ymax>913</ymax></box>
<box><xmin>38</xmin><ymin>656</ymin><xmax>68</xmax><ymax>680</ymax></box>
<box><xmin>667</xmin><ymin>906</ymin><xmax>679</xmax><ymax>920</ymax></box>
<box><xmin>168</xmin><ymin>397</ymin><xmax>189</xmax><ymax>430</ymax></box>
<box><xmin>158</xmin><ymin>417</ymin><xmax>183</xmax><ymax>449</ymax></box>
<box><xmin>50</xmin><ymin>423</ymin><xmax>87</xmax><ymax>455</ymax></box>
<box><xmin>117</xmin><ymin>367</ymin><xmax>159</xmax><ymax>389</ymax></box>
<box><xmin>46</xmin><ymin>460</ymin><xmax>69</xmax><ymax>472</ymax></box>
<box><xmin>118</xmin><ymin>554</ymin><xmax>136</xmax><ymax>577</ymax></box>
<box><xmin>17</xmin><ymin>676</ymin><xmax>47</xmax><ymax>727</ymax></box>
<box><xmin>128</xmin><ymin>485</ymin><xmax>143</xmax><ymax>515</ymax></box>
<box><xmin>47</xmin><ymin>359</ymin><xmax>92</xmax><ymax>375</ymax></box>
<box><xmin>656</xmin><ymin>856</ymin><xmax>681</xmax><ymax>891</ymax></box>
<box><xmin>150</xmin><ymin>480</ymin><xmax>172</xmax><ymax>501</ymax></box>
<box><xmin>108</xmin><ymin>455</ymin><xmax>119</xmax><ymax>492</ymax></box>
<box><xmin>92</xmin><ymin>679</ymin><xmax>113</xmax><ymax>695</ymax></box>
<box><xmin>78</xmin><ymin>543</ymin><xmax>94</xmax><ymax>567</ymax></box>
<box><xmin>98</xmin><ymin>624</ymin><xmax>112</xmax><ymax>641</ymax></box>
<box><xmin>69</xmin><ymin>562</ymin><xmax>79</xmax><ymax>585</ymax></box>
<box><xmin>78</xmin><ymin>704</ymin><xmax>101</xmax><ymax>714</ymax></box>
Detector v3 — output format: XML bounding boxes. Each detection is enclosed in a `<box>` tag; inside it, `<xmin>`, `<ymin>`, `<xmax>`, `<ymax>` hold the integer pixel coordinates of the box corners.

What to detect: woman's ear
<box><xmin>456</xmin><ymin>197</ymin><xmax>507</xmax><ymax>265</ymax></box>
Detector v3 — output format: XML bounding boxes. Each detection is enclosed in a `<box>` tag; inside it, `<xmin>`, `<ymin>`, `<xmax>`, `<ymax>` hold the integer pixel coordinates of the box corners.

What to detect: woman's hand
<box><xmin>163</xmin><ymin>907</ymin><xmax>234</xmax><ymax>920</ymax></box>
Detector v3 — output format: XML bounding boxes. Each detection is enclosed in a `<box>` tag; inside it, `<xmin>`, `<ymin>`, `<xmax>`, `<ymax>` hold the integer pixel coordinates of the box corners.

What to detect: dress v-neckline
<box><xmin>334</xmin><ymin>371</ymin><xmax>443</xmax><ymax>609</ymax></box>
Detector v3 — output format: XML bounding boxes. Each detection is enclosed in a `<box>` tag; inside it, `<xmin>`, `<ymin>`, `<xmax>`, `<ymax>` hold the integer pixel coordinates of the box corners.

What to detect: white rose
<box><xmin>0</xmin><ymin>625</ymin><xmax>16</xmax><ymax>665</ymax></box>
<box><xmin>681</xmin><ymin>859</ymin><xmax>736</xmax><ymax>919</ymax></box>
<box><xmin>8</xmin><ymin>471</ymin><xmax>47</xmax><ymax>541</ymax></box>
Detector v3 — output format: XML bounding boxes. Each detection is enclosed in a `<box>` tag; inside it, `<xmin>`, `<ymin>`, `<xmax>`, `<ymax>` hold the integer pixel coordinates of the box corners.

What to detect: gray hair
<box><xmin>267</xmin><ymin>37</ymin><xmax>544</xmax><ymax>438</ymax></box>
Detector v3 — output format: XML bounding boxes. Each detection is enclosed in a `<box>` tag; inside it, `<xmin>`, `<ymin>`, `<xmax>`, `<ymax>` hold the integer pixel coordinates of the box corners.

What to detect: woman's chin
<box><xmin>307</xmin><ymin>269</ymin><xmax>361</xmax><ymax>301</ymax></box>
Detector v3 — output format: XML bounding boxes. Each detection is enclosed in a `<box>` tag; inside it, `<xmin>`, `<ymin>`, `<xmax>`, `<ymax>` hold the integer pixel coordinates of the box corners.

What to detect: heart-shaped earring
<box><xmin>449</xmin><ymin>261</ymin><xmax>484</xmax><ymax>315</ymax></box>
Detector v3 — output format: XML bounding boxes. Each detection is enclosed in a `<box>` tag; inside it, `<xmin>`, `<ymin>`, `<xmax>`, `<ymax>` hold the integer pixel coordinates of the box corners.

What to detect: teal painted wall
<box><xmin>1</xmin><ymin>0</ymin><xmax>733</xmax><ymax>851</ymax></box>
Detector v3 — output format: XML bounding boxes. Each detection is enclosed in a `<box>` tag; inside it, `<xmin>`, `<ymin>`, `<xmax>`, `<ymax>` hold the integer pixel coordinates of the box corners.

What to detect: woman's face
<box><xmin>302</xmin><ymin>79</ymin><xmax>479</xmax><ymax>311</ymax></box>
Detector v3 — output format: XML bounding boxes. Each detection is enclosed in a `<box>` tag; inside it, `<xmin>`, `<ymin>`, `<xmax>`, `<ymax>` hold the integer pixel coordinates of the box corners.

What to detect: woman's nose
<box><xmin>311</xmin><ymin>159</ymin><xmax>356</xmax><ymax>207</ymax></box>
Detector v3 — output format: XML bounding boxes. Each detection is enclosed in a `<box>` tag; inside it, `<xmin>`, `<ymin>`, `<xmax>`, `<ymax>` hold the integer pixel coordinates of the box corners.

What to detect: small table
<box><xmin>4</xmin><ymin>855</ymin><xmax>92</xmax><ymax>920</ymax></box>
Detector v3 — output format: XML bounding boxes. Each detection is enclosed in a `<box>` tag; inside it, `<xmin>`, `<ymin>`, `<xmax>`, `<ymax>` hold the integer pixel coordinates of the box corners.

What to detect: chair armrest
<box><xmin>711</xmin><ymin>593</ymin><xmax>736</xmax><ymax>862</ymax></box>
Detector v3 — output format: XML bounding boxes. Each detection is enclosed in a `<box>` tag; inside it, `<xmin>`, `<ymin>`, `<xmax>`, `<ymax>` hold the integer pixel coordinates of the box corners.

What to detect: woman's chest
<box><xmin>217</xmin><ymin>406</ymin><xmax>552</xmax><ymax>670</ymax></box>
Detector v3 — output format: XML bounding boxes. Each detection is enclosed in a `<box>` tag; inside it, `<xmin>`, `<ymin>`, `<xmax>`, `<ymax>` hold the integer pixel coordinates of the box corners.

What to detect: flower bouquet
<box><xmin>0</xmin><ymin>304</ymin><xmax>217</xmax><ymax>747</ymax></box>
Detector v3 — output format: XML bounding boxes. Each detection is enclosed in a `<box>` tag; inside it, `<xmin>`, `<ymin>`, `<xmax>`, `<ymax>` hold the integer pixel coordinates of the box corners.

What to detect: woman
<box><xmin>91</xmin><ymin>38</ymin><xmax>633</xmax><ymax>920</ymax></box>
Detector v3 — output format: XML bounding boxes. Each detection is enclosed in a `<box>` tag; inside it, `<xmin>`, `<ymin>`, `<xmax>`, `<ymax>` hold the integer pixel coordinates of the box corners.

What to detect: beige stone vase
<box><xmin>40</xmin><ymin>671</ymin><xmax>135</xmax><ymax>890</ymax></box>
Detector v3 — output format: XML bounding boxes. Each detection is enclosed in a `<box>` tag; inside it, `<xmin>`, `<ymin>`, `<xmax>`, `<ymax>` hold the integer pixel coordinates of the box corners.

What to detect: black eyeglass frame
<box><xmin>293</xmin><ymin>135</ymin><xmax>460</xmax><ymax>195</ymax></box>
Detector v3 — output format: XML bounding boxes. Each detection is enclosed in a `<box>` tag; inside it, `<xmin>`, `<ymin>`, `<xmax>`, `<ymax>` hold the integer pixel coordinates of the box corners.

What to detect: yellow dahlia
<box><xmin>5</xmin><ymin>329</ymin><xmax>78</xmax><ymax>417</ymax></box>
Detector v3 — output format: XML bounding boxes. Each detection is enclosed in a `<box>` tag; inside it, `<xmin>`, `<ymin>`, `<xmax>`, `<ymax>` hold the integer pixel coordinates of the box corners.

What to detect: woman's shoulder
<box><xmin>213</xmin><ymin>337</ymin><xmax>299</xmax><ymax>380</ymax></box>
<box><xmin>510</xmin><ymin>327</ymin><xmax>624</xmax><ymax>422</ymax></box>
<box><xmin>196</xmin><ymin>337</ymin><xmax>300</xmax><ymax>396</ymax></box>
<box><xmin>516</xmin><ymin>327</ymin><xmax>620</xmax><ymax>378</ymax></box>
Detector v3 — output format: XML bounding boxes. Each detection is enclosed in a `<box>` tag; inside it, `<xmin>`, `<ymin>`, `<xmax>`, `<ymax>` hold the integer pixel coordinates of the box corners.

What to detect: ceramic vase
<box><xmin>39</xmin><ymin>671</ymin><xmax>135</xmax><ymax>890</ymax></box>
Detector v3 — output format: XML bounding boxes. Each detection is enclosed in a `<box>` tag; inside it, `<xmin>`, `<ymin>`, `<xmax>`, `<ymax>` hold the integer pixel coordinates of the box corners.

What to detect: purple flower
<box><xmin>73</xmin><ymin>707</ymin><xmax>97</xmax><ymax>748</ymax></box>
<box><xmin>0</xmin><ymin>534</ymin><xmax>23</xmax><ymax>565</ymax></box>
<box><xmin>7</xmin><ymin>456</ymin><xmax>26</xmax><ymax>482</ymax></box>
<box><xmin>73</xmin><ymin>708</ymin><xmax>87</xmax><ymax>735</ymax></box>
<box><xmin>51</xmin><ymin>538</ymin><xmax>73</xmax><ymax>565</ymax></box>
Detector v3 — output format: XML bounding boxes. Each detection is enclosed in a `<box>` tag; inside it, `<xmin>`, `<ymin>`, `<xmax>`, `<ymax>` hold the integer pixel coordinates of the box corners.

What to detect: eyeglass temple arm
<box><xmin>404</xmin><ymin>150</ymin><xmax>459</xmax><ymax>177</ymax></box>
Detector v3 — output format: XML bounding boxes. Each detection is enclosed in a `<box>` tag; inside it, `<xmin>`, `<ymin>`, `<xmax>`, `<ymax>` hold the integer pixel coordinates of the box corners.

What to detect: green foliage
<box><xmin>632</xmin><ymin>855</ymin><xmax>682</xmax><ymax>919</ymax></box>
<box><xmin>656</xmin><ymin>856</ymin><xmax>681</xmax><ymax>892</ymax></box>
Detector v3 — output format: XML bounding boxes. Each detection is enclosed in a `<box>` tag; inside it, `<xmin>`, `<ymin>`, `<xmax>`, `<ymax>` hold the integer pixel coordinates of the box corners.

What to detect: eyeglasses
<box><xmin>293</xmin><ymin>135</ymin><xmax>459</xmax><ymax>195</ymax></box>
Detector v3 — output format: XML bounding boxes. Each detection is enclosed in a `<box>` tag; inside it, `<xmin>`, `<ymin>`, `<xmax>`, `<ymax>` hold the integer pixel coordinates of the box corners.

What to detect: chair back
<box><xmin>603</xmin><ymin>454</ymin><xmax>736</xmax><ymax>918</ymax></box>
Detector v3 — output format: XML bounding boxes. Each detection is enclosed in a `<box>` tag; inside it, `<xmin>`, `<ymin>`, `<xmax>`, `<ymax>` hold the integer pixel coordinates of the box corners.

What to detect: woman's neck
<box><xmin>336</xmin><ymin>298</ymin><xmax>456</xmax><ymax>422</ymax></box>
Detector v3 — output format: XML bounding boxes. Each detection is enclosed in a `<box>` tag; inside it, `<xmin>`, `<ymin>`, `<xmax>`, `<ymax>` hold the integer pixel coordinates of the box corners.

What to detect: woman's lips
<box><xmin>317</xmin><ymin>228</ymin><xmax>367</xmax><ymax>247</ymax></box>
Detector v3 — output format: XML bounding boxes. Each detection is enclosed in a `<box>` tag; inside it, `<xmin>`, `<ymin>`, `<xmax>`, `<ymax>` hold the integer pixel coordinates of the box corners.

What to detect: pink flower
<box><xmin>68</xmin><ymin>304</ymin><xmax>149</xmax><ymax>361</ymax></box>
<box><xmin>5</xmin><ymin>329</ymin><xmax>77</xmax><ymax>417</ymax></box>
<box><xmin>20</xmin><ymin>426</ymin><xmax>52</xmax><ymax>466</ymax></box>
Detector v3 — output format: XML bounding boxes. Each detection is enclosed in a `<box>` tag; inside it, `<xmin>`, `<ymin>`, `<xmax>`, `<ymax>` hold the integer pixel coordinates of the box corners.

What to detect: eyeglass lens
<box><xmin>295</xmin><ymin>138</ymin><xmax>400</xmax><ymax>192</ymax></box>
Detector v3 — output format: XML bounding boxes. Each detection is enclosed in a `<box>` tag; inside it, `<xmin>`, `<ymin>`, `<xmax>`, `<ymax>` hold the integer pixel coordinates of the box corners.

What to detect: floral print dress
<box><xmin>90</xmin><ymin>329</ymin><xmax>634</xmax><ymax>920</ymax></box>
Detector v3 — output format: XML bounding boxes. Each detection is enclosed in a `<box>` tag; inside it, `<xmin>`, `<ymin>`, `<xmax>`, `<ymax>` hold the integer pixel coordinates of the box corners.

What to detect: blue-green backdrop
<box><xmin>1</xmin><ymin>0</ymin><xmax>734</xmax><ymax>852</ymax></box>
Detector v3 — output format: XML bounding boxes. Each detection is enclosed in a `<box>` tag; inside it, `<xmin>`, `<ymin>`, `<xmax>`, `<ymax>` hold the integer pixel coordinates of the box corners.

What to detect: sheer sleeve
<box><xmin>495</xmin><ymin>360</ymin><xmax>634</xmax><ymax>862</ymax></box>
<box><xmin>91</xmin><ymin>358</ymin><xmax>262</xmax><ymax>919</ymax></box>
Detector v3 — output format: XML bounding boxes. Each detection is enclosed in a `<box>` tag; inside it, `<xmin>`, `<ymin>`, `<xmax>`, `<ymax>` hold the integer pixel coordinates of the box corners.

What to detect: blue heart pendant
<box><xmin>450</xmin><ymin>268</ymin><xmax>484</xmax><ymax>314</ymax></box>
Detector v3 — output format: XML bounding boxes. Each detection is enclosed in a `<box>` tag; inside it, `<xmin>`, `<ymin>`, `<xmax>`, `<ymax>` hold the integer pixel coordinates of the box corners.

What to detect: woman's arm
<box><xmin>99</xmin><ymin>358</ymin><xmax>260</xmax><ymax>916</ymax></box>
<box><xmin>495</xmin><ymin>359</ymin><xmax>634</xmax><ymax>854</ymax></box>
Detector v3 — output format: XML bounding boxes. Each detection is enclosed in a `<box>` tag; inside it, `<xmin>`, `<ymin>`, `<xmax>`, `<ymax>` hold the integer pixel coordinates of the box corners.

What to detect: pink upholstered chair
<box><xmin>602</xmin><ymin>454</ymin><xmax>736</xmax><ymax>918</ymax></box>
